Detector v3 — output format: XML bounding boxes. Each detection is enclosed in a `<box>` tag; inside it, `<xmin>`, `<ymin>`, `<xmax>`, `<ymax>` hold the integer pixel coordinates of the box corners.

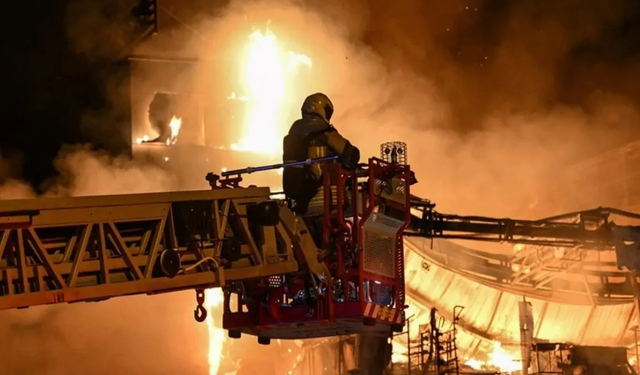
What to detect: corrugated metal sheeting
<box><xmin>401</xmin><ymin>236</ymin><xmax>635</xmax><ymax>362</ymax></box>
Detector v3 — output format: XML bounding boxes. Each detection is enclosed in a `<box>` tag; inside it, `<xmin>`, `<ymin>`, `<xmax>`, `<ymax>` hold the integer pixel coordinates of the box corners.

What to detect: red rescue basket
<box><xmin>222</xmin><ymin>157</ymin><xmax>412</xmax><ymax>343</ymax></box>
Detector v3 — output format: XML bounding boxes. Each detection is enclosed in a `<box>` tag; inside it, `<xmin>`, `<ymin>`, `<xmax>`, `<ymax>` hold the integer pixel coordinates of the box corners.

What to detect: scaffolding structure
<box><xmin>529</xmin><ymin>343</ymin><xmax>636</xmax><ymax>375</ymax></box>
<box><xmin>389</xmin><ymin>308</ymin><xmax>463</xmax><ymax>375</ymax></box>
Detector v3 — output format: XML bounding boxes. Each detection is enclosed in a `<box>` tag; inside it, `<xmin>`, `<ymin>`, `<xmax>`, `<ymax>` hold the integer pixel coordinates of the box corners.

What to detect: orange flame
<box><xmin>136</xmin><ymin>134</ymin><xmax>152</xmax><ymax>145</ymax></box>
<box><xmin>228</xmin><ymin>28</ymin><xmax>311</xmax><ymax>154</ymax></box>
<box><xmin>205</xmin><ymin>288</ymin><xmax>225</xmax><ymax>375</ymax></box>
<box><xmin>200</xmin><ymin>25</ymin><xmax>309</xmax><ymax>375</ymax></box>
<box><xmin>465</xmin><ymin>341</ymin><xmax>521</xmax><ymax>373</ymax></box>
<box><xmin>167</xmin><ymin>116</ymin><xmax>182</xmax><ymax>145</ymax></box>
<box><xmin>135</xmin><ymin>115</ymin><xmax>182</xmax><ymax>145</ymax></box>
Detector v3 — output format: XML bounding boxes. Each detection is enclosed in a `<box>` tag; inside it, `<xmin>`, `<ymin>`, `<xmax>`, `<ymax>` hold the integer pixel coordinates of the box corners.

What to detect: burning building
<box><xmin>128</xmin><ymin>7</ymin><xmax>313</xmax><ymax>190</ymax></box>
<box><xmin>125</xmin><ymin>4</ymin><xmax>318</xmax><ymax>375</ymax></box>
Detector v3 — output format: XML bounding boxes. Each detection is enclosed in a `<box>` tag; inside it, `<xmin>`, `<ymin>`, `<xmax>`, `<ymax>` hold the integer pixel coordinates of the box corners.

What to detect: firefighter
<box><xmin>282</xmin><ymin>93</ymin><xmax>360</xmax><ymax>244</ymax></box>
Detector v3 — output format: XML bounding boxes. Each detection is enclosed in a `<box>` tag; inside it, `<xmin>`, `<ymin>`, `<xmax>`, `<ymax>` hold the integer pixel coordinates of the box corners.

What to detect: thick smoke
<box><xmin>45</xmin><ymin>145</ymin><xmax>179</xmax><ymax>196</ymax></box>
<box><xmin>1</xmin><ymin>145</ymin><xmax>178</xmax><ymax>199</ymax></box>
<box><xmin>190</xmin><ymin>0</ymin><xmax>640</xmax><ymax>217</ymax></box>
<box><xmin>1</xmin><ymin>0</ymin><xmax>640</xmax><ymax>374</ymax></box>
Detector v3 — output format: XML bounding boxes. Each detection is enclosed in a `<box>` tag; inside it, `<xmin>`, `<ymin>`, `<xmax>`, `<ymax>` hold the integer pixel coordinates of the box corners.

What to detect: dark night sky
<box><xmin>1</xmin><ymin>1</ymin><xmax>132</xmax><ymax>191</ymax></box>
<box><xmin>3</xmin><ymin>0</ymin><xmax>640</xmax><ymax>191</ymax></box>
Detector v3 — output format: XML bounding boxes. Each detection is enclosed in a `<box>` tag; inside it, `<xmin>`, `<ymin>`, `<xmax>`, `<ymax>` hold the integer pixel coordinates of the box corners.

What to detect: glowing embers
<box><xmin>228</xmin><ymin>28</ymin><xmax>311</xmax><ymax>155</ymax></box>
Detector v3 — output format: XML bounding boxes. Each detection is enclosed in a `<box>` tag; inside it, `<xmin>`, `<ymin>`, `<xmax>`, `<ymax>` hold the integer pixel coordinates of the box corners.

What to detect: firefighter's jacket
<box><xmin>282</xmin><ymin>115</ymin><xmax>360</xmax><ymax>215</ymax></box>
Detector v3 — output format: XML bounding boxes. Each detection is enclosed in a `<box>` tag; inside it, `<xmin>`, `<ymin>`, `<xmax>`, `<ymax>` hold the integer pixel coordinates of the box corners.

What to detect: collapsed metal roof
<box><xmin>400</xmin><ymin>238</ymin><xmax>636</xmax><ymax>363</ymax></box>
<box><xmin>399</xmin><ymin>138</ymin><xmax>640</xmax><ymax>362</ymax></box>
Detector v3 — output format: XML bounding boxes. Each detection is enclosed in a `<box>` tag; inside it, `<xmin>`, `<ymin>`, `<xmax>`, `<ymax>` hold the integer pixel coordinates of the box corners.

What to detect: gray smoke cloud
<box><xmin>44</xmin><ymin>144</ymin><xmax>179</xmax><ymax>196</ymax></box>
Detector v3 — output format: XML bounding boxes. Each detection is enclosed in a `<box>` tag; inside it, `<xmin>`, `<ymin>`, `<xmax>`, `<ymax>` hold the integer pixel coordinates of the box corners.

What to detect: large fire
<box><xmin>392</xmin><ymin>338</ymin><xmax>521</xmax><ymax>374</ymax></box>
<box><xmin>229</xmin><ymin>28</ymin><xmax>312</xmax><ymax>154</ymax></box>
<box><xmin>135</xmin><ymin>28</ymin><xmax>310</xmax><ymax>155</ymax></box>
<box><xmin>204</xmin><ymin>26</ymin><xmax>311</xmax><ymax>375</ymax></box>
<box><xmin>465</xmin><ymin>341</ymin><xmax>521</xmax><ymax>373</ymax></box>
<box><xmin>205</xmin><ymin>288</ymin><xmax>225</xmax><ymax>375</ymax></box>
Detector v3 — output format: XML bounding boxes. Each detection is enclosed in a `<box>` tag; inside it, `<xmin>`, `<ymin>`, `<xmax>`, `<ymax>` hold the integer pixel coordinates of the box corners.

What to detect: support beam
<box><xmin>631</xmin><ymin>272</ymin><xmax>640</xmax><ymax>329</ymax></box>
<box><xmin>534</xmin><ymin>302</ymin><xmax>548</xmax><ymax>339</ymax></box>
<box><xmin>486</xmin><ymin>291</ymin><xmax>504</xmax><ymax>335</ymax></box>
<box><xmin>578</xmin><ymin>306</ymin><xmax>597</xmax><ymax>343</ymax></box>
<box><xmin>619</xmin><ymin>304</ymin><xmax>636</xmax><ymax>344</ymax></box>
<box><xmin>580</xmin><ymin>265</ymin><xmax>597</xmax><ymax>307</ymax></box>
<box><xmin>406</xmin><ymin>288</ymin><xmax>500</xmax><ymax>343</ymax></box>
<box><xmin>533</xmin><ymin>257</ymin><xmax>584</xmax><ymax>290</ymax></box>
<box><xmin>410</xmin><ymin>240</ymin><xmax>637</xmax><ymax>304</ymax></box>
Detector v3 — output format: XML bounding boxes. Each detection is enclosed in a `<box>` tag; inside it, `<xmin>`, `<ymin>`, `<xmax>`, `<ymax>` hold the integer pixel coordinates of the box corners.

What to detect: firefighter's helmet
<box><xmin>301</xmin><ymin>93</ymin><xmax>334</xmax><ymax>122</ymax></box>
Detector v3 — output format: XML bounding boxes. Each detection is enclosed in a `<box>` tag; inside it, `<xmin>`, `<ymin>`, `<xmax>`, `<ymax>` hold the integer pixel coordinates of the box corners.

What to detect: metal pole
<box><xmin>390</xmin><ymin>341</ymin><xmax>394</xmax><ymax>375</ymax></box>
<box><xmin>635</xmin><ymin>326</ymin><xmax>639</xmax><ymax>373</ymax></box>
<box><xmin>337</xmin><ymin>337</ymin><xmax>342</xmax><ymax>375</ymax></box>
<box><xmin>407</xmin><ymin>317</ymin><xmax>411</xmax><ymax>375</ymax></box>
<box><xmin>221</xmin><ymin>155</ymin><xmax>340</xmax><ymax>177</ymax></box>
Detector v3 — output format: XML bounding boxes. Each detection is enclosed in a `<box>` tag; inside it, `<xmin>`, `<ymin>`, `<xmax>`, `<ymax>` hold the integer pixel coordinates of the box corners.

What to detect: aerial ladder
<box><xmin>1</xmin><ymin>142</ymin><xmax>640</xmax><ymax>349</ymax></box>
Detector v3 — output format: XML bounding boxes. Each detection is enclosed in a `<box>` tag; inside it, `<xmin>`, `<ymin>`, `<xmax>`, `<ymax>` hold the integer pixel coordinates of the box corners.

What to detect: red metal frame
<box><xmin>357</xmin><ymin>158</ymin><xmax>412</xmax><ymax>313</ymax></box>
<box><xmin>220</xmin><ymin>158</ymin><xmax>412</xmax><ymax>338</ymax></box>
<box><xmin>321</xmin><ymin>162</ymin><xmax>358</xmax><ymax>323</ymax></box>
